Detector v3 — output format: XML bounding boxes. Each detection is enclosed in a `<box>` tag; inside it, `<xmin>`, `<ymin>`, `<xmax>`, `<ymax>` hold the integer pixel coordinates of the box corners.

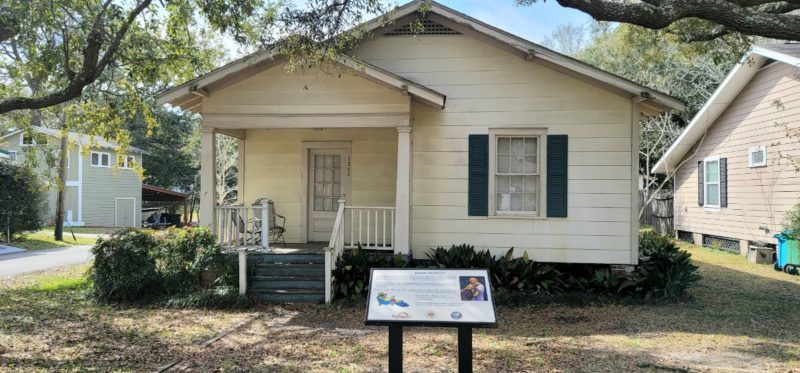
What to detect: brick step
<box><xmin>249</xmin><ymin>289</ymin><xmax>325</xmax><ymax>303</ymax></box>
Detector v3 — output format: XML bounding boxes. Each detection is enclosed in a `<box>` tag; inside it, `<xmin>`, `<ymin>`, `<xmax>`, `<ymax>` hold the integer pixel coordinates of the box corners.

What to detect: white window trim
<box><xmin>8</xmin><ymin>150</ymin><xmax>17</xmax><ymax>162</ymax></box>
<box><xmin>748</xmin><ymin>145</ymin><xmax>767</xmax><ymax>168</ymax></box>
<box><xmin>122</xmin><ymin>155</ymin><xmax>135</xmax><ymax>169</ymax></box>
<box><xmin>703</xmin><ymin>156</ymin><xmax>721</xmax><ymax>210</ymax></box>
<box><xmin>90</xmin><ymin>151</ymin><xmax>112</xmax><ymax>168</ymax></box>
<box><xmin>66</xmin><ymin>149</ymin><xmax>70</xmax><ymax>169</ymax></box>
<box><xmin>488</xmin><ymin>128</ymin><xmax>547</xmax><ymax>218</ymax></box>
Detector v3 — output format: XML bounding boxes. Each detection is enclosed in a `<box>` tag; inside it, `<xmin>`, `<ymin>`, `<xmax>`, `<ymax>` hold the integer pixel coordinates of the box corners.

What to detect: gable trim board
<box><xmin>156</xmin><ymin>1</ymin><xmax>683</xmax><ymax>114</ymax></box>
<box><xmin>653</xmin><ymin>44</ymin><xmax>799</xmax><ymax>174</ymax></box>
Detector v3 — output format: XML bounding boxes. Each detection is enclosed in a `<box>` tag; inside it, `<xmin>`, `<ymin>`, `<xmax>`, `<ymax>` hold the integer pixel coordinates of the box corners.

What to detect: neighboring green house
<box><xmin>0</xmin><ymin>126</ymin><xmax>144</xmax><ymax>228</ymax></box>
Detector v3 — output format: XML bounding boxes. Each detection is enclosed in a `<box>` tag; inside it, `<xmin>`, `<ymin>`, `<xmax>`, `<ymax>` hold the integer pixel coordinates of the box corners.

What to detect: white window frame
<box><xmin>66</xmin><ymin>150</ymin><xmax>70</xmax><ymax>168</ymax></box>
<box><xmin>122</xmin><ymin>155</ymin><xmax>135</xmax><ymax>169</ymax></box>
<box><xmin>703</xmin><ymin>156</ymin><xmax>721</xmax><ymax>210</ymax></box>
<box><xmin>748</xmin><ymin>145</ymin><xmax>767</xmax><ymax>168</ymax></box>
<box><xmin>8</xmin><ymin>151</ymin><xmax>17</xmax><ymax>162</ymax></box>
<box><xmin>90</xmin><ymin>151</ymin><xmax>112</xmax><ymax>168</ymax></box>
<box><xmin>488</xmin><ymin>128</ymin><xmax>547</xmax><ymax>218</ymax></box>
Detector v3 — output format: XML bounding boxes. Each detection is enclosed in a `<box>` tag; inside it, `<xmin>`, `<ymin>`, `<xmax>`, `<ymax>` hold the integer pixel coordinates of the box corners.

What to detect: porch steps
<box><xmin>248</xmin><ymin>253</ymin><xmax>325</xmax><ymax>303</ymax></box>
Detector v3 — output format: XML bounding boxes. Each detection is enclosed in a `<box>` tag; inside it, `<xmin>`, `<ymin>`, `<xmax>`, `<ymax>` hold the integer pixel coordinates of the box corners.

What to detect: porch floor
<box><xmin>265</xmin><ymin>243</ymin><xmax>326</xmax><ymax>254</ymax></box>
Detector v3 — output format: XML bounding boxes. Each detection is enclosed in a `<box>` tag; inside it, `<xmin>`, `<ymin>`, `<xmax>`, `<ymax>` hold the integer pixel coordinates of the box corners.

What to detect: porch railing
<box><xmin>213</xmin><ymin>204</ymin><xmax>270</xmax><ymax>251</ymax></box>
<box><xmin>324</xmin><ymin>200</ymin><xmax>396</xmax><ymax>303</ymax></box>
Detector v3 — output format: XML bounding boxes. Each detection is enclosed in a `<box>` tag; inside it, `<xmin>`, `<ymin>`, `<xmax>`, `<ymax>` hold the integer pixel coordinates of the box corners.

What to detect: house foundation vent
<box><xmin>677</xmin><ymin>230</ymin><xmax>693</xmax><ymax>243</ymax></box>
<box><xmin>385</xmin><ymin>19</ymin><xmax>462</xmax><ymax>36</ymax></box>
<box><xmin>702</xmin><ymin>234</ymin><xmax>740</xmax><ymax>253</ymax></box>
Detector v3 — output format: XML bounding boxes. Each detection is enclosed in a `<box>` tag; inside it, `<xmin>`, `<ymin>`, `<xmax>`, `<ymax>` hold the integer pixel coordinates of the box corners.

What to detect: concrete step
<box><xmin>249</xmin><ymin>289</ymin><xmax>325</xmax><ymax>303</ymax></box>
<box><xmin>251</xmin><ymin>253</ymin><xmax>325</xmax><ymax>264</ymax></box>
<box><xmin>251</xmin><ymin>279</ymin><xmax>325</xmax><ymax>290</ymax></box>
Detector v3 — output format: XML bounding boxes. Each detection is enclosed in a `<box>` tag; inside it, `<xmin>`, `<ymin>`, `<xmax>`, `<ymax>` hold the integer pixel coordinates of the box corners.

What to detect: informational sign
<box><xmin>365</xmin><ymin>268</ymin><xmax>497</xmax><ymax>327</ymax></box>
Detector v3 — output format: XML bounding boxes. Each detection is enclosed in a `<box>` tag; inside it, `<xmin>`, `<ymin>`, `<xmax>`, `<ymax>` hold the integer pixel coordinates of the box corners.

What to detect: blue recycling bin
<box><xmin>774</xmin><ymin>230</ymin><xmax>799</xmax><ymax>273</ymax></box>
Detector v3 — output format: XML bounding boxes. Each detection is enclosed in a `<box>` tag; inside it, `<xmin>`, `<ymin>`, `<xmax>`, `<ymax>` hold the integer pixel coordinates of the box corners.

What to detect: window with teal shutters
<box><xmin>468</xmin><ymin>135</ymin><xmax>489</xmax><ymax>216</ymax></box>
<box><xmin>546</xmin><ymin>134</ymin><xmax>568</xmax><ymax>217</ymax></box>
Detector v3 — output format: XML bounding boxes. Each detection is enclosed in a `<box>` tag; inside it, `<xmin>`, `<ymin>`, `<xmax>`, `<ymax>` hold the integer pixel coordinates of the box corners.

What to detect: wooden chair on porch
<box><xmin>253</xmin><ymin>198</ymin><xmax>286</xmax><ymax>246</ymax></box>
<box><xmin>229</xmin><ymin>208</ymin><xmax>262</xmax><ymax>246</ymax></box>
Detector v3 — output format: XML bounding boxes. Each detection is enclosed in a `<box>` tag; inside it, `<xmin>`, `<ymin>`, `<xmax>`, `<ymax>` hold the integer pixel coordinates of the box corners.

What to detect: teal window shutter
<box><xmin>546</xmin><ymin>134</ymin><xmax>568</xmax><ymax>217</ymax></box>
<box><xmin>468</xmin><ymin>134</ymin><xmax>489</xmax><ymax>216</ymax></box>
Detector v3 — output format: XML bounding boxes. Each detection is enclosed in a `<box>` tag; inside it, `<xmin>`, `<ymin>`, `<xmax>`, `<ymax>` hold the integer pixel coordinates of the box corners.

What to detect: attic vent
<box><xmin>384</xmin><ymin>19</ymin><xmax>461</xmax><ymax>36</ymax></box>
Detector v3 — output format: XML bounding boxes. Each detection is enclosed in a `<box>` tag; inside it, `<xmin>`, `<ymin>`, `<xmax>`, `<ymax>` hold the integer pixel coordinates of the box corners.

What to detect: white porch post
<box><xmin>237</xmin><ymin>138</ymin><xmax>246</xmax><ymax>204</ymax></box>
<box><xmin>394</xmin><ymin>126</ymin><xmax>412</xmax><ymax>255</ymax></box>
<box><xmin>199</xmin><ymin>127</ymin><xmax>217</xmax><ymax>228</ymax></box>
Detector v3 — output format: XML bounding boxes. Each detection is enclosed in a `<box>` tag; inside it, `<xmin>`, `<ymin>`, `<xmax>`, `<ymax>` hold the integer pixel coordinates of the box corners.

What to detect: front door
<box><xmin>308</xmin><ymin>148</ymin><xmax>349</xmax><ymax>242</ymax></box>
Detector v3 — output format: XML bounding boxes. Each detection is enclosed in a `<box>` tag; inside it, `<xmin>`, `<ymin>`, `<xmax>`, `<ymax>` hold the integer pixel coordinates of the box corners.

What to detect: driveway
<box><xmin>0</xmin><ymin>245</ymin><xmax>93</xmax><ymax>276</ymax></box>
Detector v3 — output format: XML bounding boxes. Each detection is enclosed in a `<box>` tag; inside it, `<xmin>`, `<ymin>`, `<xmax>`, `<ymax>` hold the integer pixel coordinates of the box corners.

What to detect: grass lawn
<box><xmin>2</xmin><ymin>242</ymin><xmax>800</xmax><ymax>372</ymax></box>
<box><xmin>9</xmin><ymin>231</ymin><xmax>98</xmax><ymax>251</ymax></box>
<box><xmin>38</xmin><ymin>226</ymin><xmax>120</xmax><ymax>235</ymax></box>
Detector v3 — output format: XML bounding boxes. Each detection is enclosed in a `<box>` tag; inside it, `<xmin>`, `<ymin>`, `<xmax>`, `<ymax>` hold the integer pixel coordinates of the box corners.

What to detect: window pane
<box><xmin>510</xmin><ymin>194</ymin><xmax>523</xmax><ymax>211</ymax></box>
<box><xmin>323</xmin><ymin>183</ymin><xmax>332</xmax><ymax>197</ymax></box>
<box><xmin>523</xmin><ymin>193</ymin><xmax>536</xmax><ymax>211</ymax></box>
<box><xmin>314</xmin><ymin>169</ymin><xmax>324</xmax><ymax>182</ymax></box>
<box><xmin>314</xmin><ymin>182</ymin><xmax>323</xmax><ymax>196</ymax></box>
<box><xmin>315</xmin><ymin>155</ymin><xmax>323</xmax><ymax>168</ymax></box>
<box><xmin>324</xmin><ymin>169</ymin><xmax>333</xmax><ymax>183</ymax></box>
<box><xmin>314</xmin><ymin>198</ymin><xmax>323</xmax><ymax>211</ymax></box>
<box><xmin>333</xmin><ymin>171</ymin><xmax>341</xmax><ymax>183</ymax></box>
<box><xmin>522</xmin><ymin>175</ymin><xmax>536</xmax><ymax>193</ymax></box>
<box><xmin>497</xmin><ymin>155</ymin><xmax>509</xmax><ymax>173</ymax></box>
<box><xmin>524</xmin><ymin>156</ymin><xmax>537</xmax><ymax>173</ymax></box>
<box><xmin>324</xmin><ymin>198</ymin><xmax>332</xmax><ymax>211</ymax></box>
<box><xmin>324</xmin><ymin>155</ymin><xmax>333</xmax><ymax>168</ymax></box>
<box><xmin>707</xmin><ymin>185</ymin><xmax>720</xmax><ymax>205</ymax></box>
<box><xmin>510</xmin><ymin>138</ymin><xmax>524</xmax><ymax>155</ymax></box>
<box><xmin>524</xmin><ymin>137</ymin><xmax>537</xmax><ymax>156</ymax></box>
<box><xmin>91</xmin><ymin>153</ymin><xmax>99</xmax><ymax>165</ymax></box>
<box><xmin>510</xmin><ymin>176</ymin><xmax>523</xmax><ymax>193</ymax></box>
<box><xmin>333</xmin><ymin>183</ymin><xmax>341</xmax><ymax>197</ymax></box>
<box><xmin>706</xmin><ymin>160</ymin><xmax>719</xmax><ymax>182</ymax></box>
<box><xmin>509</xmin><ymin>156</ymin><xmax>523</xmax><ymax>173</ymax></box>
<box><xmin>496</xmin><ymin>175</ymin><xmax>509</xmax><ymax>193</ymax></box>
<box><xmin>497</xmin><ymin>193</ymin><xmax>510</xmax><ymax>211</ymax></box>
<box><xmin>333</xmin><ymin>155</ymin><xmax>341</xmax><ymax>168</ymax></box>
<box><xmin>497</xmin><ymin>137</ymin><xmax>509</xmax><ymax>155</ymax></box>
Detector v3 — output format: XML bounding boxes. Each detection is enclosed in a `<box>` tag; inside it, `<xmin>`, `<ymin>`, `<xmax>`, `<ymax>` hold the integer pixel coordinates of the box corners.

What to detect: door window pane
<box><xmin>313</xmin><ymin>153</ymin><xmax>342</xmax><ymax>211</ymax></box>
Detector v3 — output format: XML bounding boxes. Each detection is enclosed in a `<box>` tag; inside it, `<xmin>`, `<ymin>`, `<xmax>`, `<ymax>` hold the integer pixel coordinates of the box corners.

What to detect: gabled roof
<box><xmin>652</xmin><ymin>43</ymin><xmax>800</xmax><ymax>174</ymax></box>
<box><xmin>0</xmin><ymin>126</ymin><xmax>145</xmax><ymax>154</ymax></box>
<box><xmin>157</xmin><ymin>0</ymin><xmax>684</xmax><ymax>113</ymax></box>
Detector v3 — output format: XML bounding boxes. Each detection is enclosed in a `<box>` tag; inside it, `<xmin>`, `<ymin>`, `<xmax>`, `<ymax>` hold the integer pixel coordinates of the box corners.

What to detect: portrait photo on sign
<box><xmin>459</xmin><ymin>276</ymin><xmax>487</xmax><ymax>301</ymax></box>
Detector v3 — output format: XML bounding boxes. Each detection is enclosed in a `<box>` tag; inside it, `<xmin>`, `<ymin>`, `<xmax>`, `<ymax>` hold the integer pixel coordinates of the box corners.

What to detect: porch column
<box><xmin>237</xmin><ymin>138</ymin><xmax>246</xmax><ymax>204</ymax></box>
<box><xmin>199</xmin><ymin>127</ymin><xmax>217</xmax><ymax>228</ymax></box>
<box><xmin>394</xmin><ymin>126</ymin><xmax>412</xmax><ymax>254</ymax></box>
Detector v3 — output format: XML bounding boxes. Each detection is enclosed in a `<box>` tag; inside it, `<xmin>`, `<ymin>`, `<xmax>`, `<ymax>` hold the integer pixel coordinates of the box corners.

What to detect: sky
<box><xmin>436</xmin><ymin>0</ymin><xmax>593</xmax><ymax>43</ymax></box>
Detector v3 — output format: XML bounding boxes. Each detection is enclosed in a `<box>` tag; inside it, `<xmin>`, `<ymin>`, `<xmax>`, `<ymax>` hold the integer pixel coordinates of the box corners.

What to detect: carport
<box><xmin>141</xmin><ymin>184</ymin><xmax>191</xmax><ymax>226</ymax></box>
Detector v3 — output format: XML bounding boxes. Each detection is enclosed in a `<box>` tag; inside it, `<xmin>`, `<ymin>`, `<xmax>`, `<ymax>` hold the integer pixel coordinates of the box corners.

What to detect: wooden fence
<box><xmin>639</xmin><ymin>190</ymin><xmax>674</xmax><ymax>235</ymax></box>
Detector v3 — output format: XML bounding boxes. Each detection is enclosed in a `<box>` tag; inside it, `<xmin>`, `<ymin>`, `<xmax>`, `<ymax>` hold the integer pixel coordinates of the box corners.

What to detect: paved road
<box><xmin>0</xmin><ymin>245</ymin><xmax>93</xmax><ymax>276</ymax></box>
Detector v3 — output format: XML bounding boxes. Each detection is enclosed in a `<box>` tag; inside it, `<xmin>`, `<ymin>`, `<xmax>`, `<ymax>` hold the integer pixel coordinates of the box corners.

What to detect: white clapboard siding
<box><xmin>353</xmin><ymin>35</ymin><xmax>636</xmax><ymax>264</ymax></box>
<box><xmin>673</xmin><ymin>62</ymin><xmax>800</xmax><ymax>244</ymax></box>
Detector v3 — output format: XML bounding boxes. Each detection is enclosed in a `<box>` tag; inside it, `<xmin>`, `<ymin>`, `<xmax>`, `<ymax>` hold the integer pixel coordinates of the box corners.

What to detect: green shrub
<box><xmin>784</xmin><ymin>203</ymin><xmax>800</xmax><ymax>238</ymax></box>
<box><xmin>89</xmin><ymin>229</ymin><xmax>161</xmax><ymax>302</ymax></box>
<box><xmin>89</xmin><ymin>227</ymin><xmax>239</xmax><ymax>304</ymax></box>
<box><xmin>0</xmin><ymin>162</ymin><xmax>47</xmax><ymax>241</ymax></box>
<box><xmin>332</xmin><ymin>244</ymin><xmax>411</xmax><ymax>299</ymax></box>
<box><xmin>622</xmin><ymin>231</ymin><xmax>701</xmax><ymax>300</ymax></box>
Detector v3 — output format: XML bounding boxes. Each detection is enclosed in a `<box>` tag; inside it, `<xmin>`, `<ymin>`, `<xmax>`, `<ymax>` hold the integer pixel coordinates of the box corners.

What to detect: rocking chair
<box><xmin>253</xmin><ymin>198</ymin><xmax>286</xmax><ymax>246</ymax></box>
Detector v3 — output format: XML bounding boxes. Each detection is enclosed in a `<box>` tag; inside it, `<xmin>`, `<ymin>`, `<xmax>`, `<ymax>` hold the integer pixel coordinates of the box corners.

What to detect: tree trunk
<box><xmin>54</xmin><ymin>129</ymin><xmax>68</xmax><ymax>241</ymax></box>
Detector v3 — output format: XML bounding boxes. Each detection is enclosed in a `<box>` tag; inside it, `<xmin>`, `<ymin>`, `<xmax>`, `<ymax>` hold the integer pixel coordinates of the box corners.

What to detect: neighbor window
<box><xmin>21</xmin><ymin>133</ymin><xmax>47</xmax><ymax>146</ymax></box>
<box><xmin>490</xmin><ymin>130</ymin><xmax>544</xmax><ymax>216</ymax></box>
<box><xmin>704</xmin><ymin>157</ymin><xmax>721</xmax><ymax>208</ymax></box>
<box><xmin>748</xmin><ymin>146</ymin><xmax>767</xmax><ymax>167</ymax></box>
<box><xmin>8</xmin><ymin>151</ymin><xmax>17</xmax><ymax>162</ymax></box>
<box><xmin>91</xmin><ymin>151</ymin><xmax>111</xmax><ymax>167</ymax></box>
<box><xmin>122</xmin><ymin>155</ymin><xmax>135</xmax><ymax>169</ymax></box>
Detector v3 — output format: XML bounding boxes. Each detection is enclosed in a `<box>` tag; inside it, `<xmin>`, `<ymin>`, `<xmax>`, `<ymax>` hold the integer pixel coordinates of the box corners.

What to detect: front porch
<box><xmin>200</xmin><ymin>126</ymin><xmax>414</xmax><ymax>304</ymax></box>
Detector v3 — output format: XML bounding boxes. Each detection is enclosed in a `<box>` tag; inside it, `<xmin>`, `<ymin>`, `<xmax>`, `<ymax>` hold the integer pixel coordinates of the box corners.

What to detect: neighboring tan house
<box><xmin>0</xmin><ymin>126</ymin><xmax>144</xmax><ymax>228</ymax></box>
<box><xmin>653</xmin><ymin>43</ymin><xmax>800</xmax><ymax>254</ymax></box>
<box><xmin>157</xmin><ymin>1</ymin><xmax>684</xmax><ymax>265</ymax></box>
